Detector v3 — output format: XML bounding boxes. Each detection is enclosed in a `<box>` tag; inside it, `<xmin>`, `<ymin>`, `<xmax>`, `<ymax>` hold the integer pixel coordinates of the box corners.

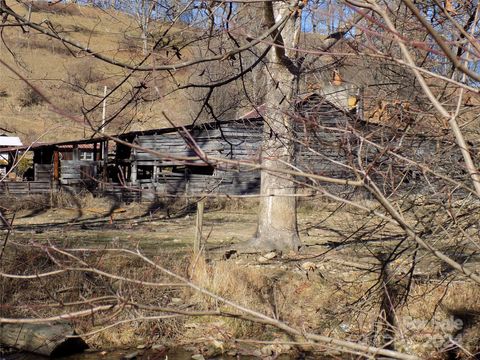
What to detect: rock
<box><xmin>301</xmin><ymin>261</ymin><xmax>317</xmax><ymax>271</ymax></box>
<box><xmin>258</xmin><ymin>251</ymin><xmax>277</xmax><ymax>263</ymax></box>
<box><xmin>191</xmin><ymin>354</ymin><xmax>205</xmax><ymax>360</ymax></box>
<box><xmin>205</xmin><ymin>339</ymin><xmax>224</xmax><ymax>357</ymax></box>
<box><xmin>211</xmin><ymin>339</ymin><xmax>224</xmax><ymax>349</ymax></box>
<box><xmin>152</xmin><ymin>344</ymin><xmax>167</xmax><ymax>352</ymax></box>
<box><xmin>260</xmin><ymin>345</ymin><xmax>275</xmax><ymax>356</ymax></box>
<box><xmin>252</xmin><ymin>350</ymin><xmax>262</xmax><ymax>357</ymax></box>
<box><xmin>123</xmin><ymin>351</ymin><xmax>139</xmax><ymax>360</ymax></box>
<box><xmin>0</xmin><ymin>323</ymin><xmax>88</xmax><ymax>357</ymax></box>
<box><xmin>263</xmin><ymin>251</ymin><xmax>277</xmax><ymax>260</ymax></box>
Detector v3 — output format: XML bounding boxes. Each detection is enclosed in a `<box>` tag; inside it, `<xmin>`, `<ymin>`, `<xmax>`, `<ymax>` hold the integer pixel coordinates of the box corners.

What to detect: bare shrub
<box><xmin>118</xmin><ymin>36</ymin><xmax>142</xmax><ymax>52</ymax></box>
<box><xmin>13</xmin><ymin>157</ymin><xmax>32</xmax><ymax>179</ymax></box>
<box><xmin>12</xmin><ymin>35</ymin><xmax>73</xmax><ymax>56</ymax></box>
<box><xmin>49</xmin><ymin>190</ymin><xmax>116</xmax><ymax>210</ymax></box>
<box><xmin>17</xmin><ymin>86</ymin><xmax>44</xmax><ymax>107</ymax></box>
<box><xmin>1</xmin><ymin>243</ymin><xmax>187</xmax><ymax>348</ymax></box>
<box><xmin>67</xmin><ymin>60</ymin><xmax>104</xmax><ymax>90</ymax></box>
<box><xmin>29</xmin><ymin>1</ymin><xmax>82</xmax><ymax>16</ymax></box>
<box><xmin>0</xmin><ymin>195</ymin><xmax>50</xmax><ymax>212</ymax></box>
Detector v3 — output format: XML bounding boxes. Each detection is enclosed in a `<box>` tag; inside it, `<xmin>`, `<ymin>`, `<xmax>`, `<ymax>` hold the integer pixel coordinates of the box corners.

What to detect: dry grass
<box><xmin>0</xmin><ymin>191</ymin><xmax>119</xmax><ymax>213</ymax></box>
<box><xmin>185</xmin><ymin>254</ymin><xmax>480</xmax><ymax>358</ymax></box>
<box><xmin>186</xmin><ymin>254</ymin><xmax>379</xmax><ymax>345</ymax></box>
<box><xmin>189</xmin><ymin>255</ymin><xmax>268</xmax><ymax>309</ymax></box>
<box><xmin>2</xmin><ymin>198</ymin><xmax>480</xmax><ymax>358</ymax></box>
<box><xmin>3</xmin><ymin>240</ymin><xmax>479</xmax><ymax>358</ymax></box>
<box><xmin>0</xmin><ymin>2</ymin><xmax>209</xmax><ymax>143</ymax></box>
<box><xmin>0</xmin><ymin>244</ymin><xmax>187</xmax><ymax>348</ymax></box>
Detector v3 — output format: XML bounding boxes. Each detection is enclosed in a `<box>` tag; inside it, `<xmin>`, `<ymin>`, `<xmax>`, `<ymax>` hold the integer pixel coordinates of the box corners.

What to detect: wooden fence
<box><xmin>0</xmin><ymin>181</ymin><xmax>52</xmax><ymax>196</ymax></box>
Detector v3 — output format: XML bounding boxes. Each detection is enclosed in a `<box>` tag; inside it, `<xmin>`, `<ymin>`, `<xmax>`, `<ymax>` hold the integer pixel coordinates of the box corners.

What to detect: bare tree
<box><xmin>2</xmin><ymin>0</ymin><xmax>480</xmax><ymax>358</ymax></box>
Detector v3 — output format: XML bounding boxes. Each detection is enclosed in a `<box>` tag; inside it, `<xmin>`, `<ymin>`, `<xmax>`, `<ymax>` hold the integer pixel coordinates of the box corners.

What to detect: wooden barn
<box><xmin>0</xmin><ymin>137</ymin><xmax>108</xmax><ymax>196</ymax></box>
<box><xmin>0</xmin><ymin>93</ymin><xmax>455</xmax><ymax>200</ymax></box>
<box><xmin>111</xmin><ymin>118</ymin><xmax>263</xmax><ymax>200</ymax></box>
<box><xmin>102</xmin><ymin>94</ymin><xmax>446</xmax><ymax>200</ymax></box>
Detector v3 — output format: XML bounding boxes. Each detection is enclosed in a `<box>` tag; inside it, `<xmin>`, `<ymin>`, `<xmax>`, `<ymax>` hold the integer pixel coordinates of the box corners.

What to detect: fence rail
<box><xmin>0</xmin><ymin>181</ymin><xmax>52</xmax><ymax>195</ymax></box>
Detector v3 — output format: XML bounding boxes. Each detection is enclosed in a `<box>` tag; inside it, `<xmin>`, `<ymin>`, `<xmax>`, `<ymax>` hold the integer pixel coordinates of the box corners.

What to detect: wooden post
<box><xmin>53</xmin><ymin>151</ymin><xmax>59</xmax><ymax>181</ymax></box>
<box><xmin>185</xmin><ymin>168</ymin><xmax>189</xmax><ymax>206</ymax></box>
<box><xmin>153</xmin><ymin>160</ymin><xmax>158</xmax><ymax>183</ymax></box>
<box><xmin>103</xmin><ymin>140</ymin><xmax>108</xmax><ymax>179</ymax></box>
<box><xmin>194</xmin><ymin>199</ymin><xmax>205</xmax><ymax>254</ymax></box>
<box><xmin>131</xmin><ymin>149</ymin><xmax>137</xmax><ymax>184</ymax></box>
<box><xmin>73</xmin><ymin>144</ymin><xmax>79</xmax><ymax>161</ymax></box>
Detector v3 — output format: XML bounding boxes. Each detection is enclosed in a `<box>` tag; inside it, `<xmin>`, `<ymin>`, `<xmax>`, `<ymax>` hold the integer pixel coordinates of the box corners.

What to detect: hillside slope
<box><xmin>0</xmin><ymin>2</ymin><xmax>236</xmax><ymax>144</ymax></box>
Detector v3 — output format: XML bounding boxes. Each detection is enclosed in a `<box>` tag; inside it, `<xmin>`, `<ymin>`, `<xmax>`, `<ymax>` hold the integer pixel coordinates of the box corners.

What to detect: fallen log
<box><xmin>0</xmin><ymin>322</ymin><xmax>88</xmax><ymax>357</ymax></box>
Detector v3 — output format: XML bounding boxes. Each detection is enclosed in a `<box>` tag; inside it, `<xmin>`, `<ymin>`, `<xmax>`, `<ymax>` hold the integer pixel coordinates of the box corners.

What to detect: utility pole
<box><xmin>101</xmin><ymin>85</ymin><xmax>107</xmax><ymax>135</ymax></box>
<box><xmin>101</xmin><ymin>86</ymin><xmax>108</xmax><ymax>191</ymax></box>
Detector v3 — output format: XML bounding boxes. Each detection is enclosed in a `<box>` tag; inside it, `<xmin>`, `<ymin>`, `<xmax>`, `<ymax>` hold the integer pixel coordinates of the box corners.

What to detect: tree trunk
<box><xmin>141</xmin><ymin>30</ymin><xmax>148</xmax><ymax>55</ymax></box>
<box><xmin>251</xmin><ymin>1</ymin><xmax>302</xmax><ymax>251</ymax></box>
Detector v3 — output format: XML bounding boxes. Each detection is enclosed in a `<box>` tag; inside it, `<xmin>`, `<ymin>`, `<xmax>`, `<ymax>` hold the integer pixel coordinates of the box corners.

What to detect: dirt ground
<box><xmin>2</xmin><ymin>196</ymin><xmax>480</xmax><ymax>359</ymax></box>
<box><xmin>6</xmin><ymin>196</ymin><xmax>411</xmax><ymax>259</ymax></box>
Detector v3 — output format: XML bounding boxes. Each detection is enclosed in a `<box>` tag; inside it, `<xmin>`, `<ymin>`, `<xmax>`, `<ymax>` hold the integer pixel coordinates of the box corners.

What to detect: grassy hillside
<box><xmin>4</xmin><ymin>2</ymin><xmax>477</xmax><ymax>147</ymax></box>
<box><xmin>0</xmin><ymin>2</ymin><xmax>216</xmax><ymax>144</ymax></box>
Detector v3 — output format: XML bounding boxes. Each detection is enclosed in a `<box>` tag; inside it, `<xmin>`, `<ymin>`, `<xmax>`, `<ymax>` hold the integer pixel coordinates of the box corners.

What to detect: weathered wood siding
<box><xmin>34</xmin><ymin>164</ymin><xmax>53</xmax><ymax>182</ymax></box>
<box><xmin>95</xmin><ymin>183</ymin><xmax>141</xmax><ymax>203</ymax></box>
<box><xmin>59</xmin><ymin>160</ymin><xmax>101</xmax><ymax>186</ymax></box>
<box><xmin>0</xmin><ymin>181</ymin><xmax>52</xmax><ymax>195</ymax></box>
<box><xmin>293</xmin><ymin>99</ymin><xmax>451</xmax><ymax>195</ymax></box>
<box><xmin>131</xmin><ymin>119</ymin><xmax>263</xmax><ymax>196</ymax></box>
<box><xmin>125</xmin><ymin>104</ymin><xmax>451</xmax><ymax>197</ymax></box>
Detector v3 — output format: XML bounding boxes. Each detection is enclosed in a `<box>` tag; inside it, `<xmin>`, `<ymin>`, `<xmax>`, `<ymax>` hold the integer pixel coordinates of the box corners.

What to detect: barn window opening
<box><xmin>80</xmin><ymin>151</ymin><xmax>94</xmax><ymax>161</ymax></box>
<box><xmin>168</xmin><ymin>164</ymin><xmax>214</xmax><ymax>176</ymax></box>
<box><xmin>138</xmin><ymin>165</ymin><xmax>153</xmax><ymax>180</ymax></box>
<box><xmin>188</xmin><ymin>164</ymin><xmax>214</xmax><ymax>175</ymax></box>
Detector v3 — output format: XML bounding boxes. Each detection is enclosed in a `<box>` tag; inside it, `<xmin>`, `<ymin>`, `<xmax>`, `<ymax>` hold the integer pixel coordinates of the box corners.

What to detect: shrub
<box><xmin>17</xmin><ymin>86</ymin><xmax>44</xmax><ymax>107</ymax></box>
<box><xmin>15</xmin><ymin>157</ymin><xmax>32</xmax><ymax>178</ymax></box>
<box><xmin>67</xmin><ymin>60</ymin><xmax>103</xmax><ymax>90</ymax></box>
<box><xmin>30</xmin><ymin>1</ymin><xmax>82</xmax><ymax>16</ymax></box>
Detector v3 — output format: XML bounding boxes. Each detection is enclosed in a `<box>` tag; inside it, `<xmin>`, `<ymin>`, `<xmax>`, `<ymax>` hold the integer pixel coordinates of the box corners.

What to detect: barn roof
<box><xmin>0</xmin><ymin>92</ymin><xmax>360</xmax><ymax>154</ymax></box>
<box><xmin>0</xmin><ymin>136</ymin><xmax>22</xmax><ymax>147</ymax></box>
<box><xmin>0</xmin><ymin>136</ymin><xmax>107</xmax><ymax>153</ymax></box>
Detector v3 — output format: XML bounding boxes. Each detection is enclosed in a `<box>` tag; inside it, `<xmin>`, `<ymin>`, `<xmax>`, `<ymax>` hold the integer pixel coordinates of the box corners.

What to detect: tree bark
<box><xmin>251</xmin><ymin>1</ymin><xmax>302</xmax><ymax>251</ymax></box>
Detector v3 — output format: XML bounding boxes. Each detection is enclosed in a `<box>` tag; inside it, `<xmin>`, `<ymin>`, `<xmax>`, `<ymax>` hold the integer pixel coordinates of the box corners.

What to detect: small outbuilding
<box><xmin>0</xmin><ymin>134</ymin><xmax>23</xmax><ymax>178</ymax></box>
